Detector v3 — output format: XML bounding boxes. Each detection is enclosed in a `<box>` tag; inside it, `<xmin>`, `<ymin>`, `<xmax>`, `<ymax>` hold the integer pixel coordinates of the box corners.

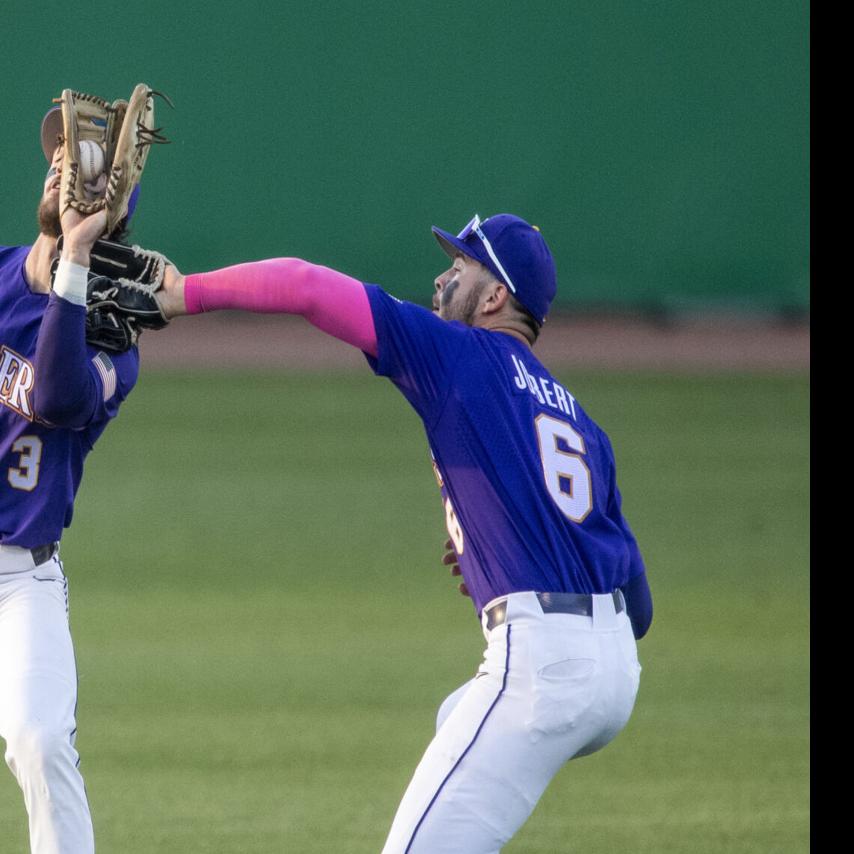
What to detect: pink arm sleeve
<box><xmin>184</xmin><ymin>258</ymin><xmax>378</xmax><ymax>357</ymax></box>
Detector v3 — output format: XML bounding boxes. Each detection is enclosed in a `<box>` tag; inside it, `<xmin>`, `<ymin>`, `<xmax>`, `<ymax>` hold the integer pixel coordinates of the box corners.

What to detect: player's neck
<box><xmin>479</xmin><ymin>316</ymin><xmax>534</xmax><ymax>347</ymax></box>
<box><xmin>24</xmin><ymin>233</ymin><xmax>60</xmax><ymax>294</ymax></box>
<box><xmin>495</xmin><ymin>327</ymin><xmax>533</xmax><ymax>346</ymax></box>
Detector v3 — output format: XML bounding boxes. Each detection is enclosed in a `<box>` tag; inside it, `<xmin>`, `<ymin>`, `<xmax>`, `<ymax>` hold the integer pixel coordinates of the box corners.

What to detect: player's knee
<box><xmin>4</xmin><ymin>721</ymin><xmax>74</xmax><ymax>781</ymax></box>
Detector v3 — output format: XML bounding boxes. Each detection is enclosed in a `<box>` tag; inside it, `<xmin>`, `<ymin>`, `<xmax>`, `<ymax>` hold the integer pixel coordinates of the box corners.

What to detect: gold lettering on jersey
<box><xmin>510</xmin><ymin>354</ymin><xmax>577</xmax><ymax>420</ymax></box>
<box><xmin>0</xmin><ymin>346</ymin><xmax>35</xmax><ymax>421</ymax></box>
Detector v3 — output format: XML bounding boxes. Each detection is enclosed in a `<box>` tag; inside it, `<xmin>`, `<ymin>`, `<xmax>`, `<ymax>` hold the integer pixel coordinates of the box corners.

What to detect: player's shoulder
<box><xmin>366</xmin><ymin>284</ymin><xmax>473</xmax><ymax>339</ymax></box>
<box><xmin>89</xmin><ymin>342</ymin><xmax>140</xmax><ymax>369</ymax></box>
<box><xmin>0</xmin><ymin>246</ymin><xmax>31</xmax><ymax>296</ymax></box>
<box><xmin>87</xmin><ymin>344</ymin><xmax>140</xmax><ymax>393</ymax></box>
<box><xmin>365</xmin><ymin>284</ymin><xmax>432</xmax><ymax>317</ymax></box>
<box><xmin>0</xmin><ymin>245</ymin><xmax>29</xmax><ymax>264</ymax></box>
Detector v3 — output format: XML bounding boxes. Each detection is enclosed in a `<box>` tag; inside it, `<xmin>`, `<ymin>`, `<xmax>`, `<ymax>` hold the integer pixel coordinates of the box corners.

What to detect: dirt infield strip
<box><xmin>138</xmin><ymin>312</ymin><xmax>810</xmax><ymax>374</ymax></box>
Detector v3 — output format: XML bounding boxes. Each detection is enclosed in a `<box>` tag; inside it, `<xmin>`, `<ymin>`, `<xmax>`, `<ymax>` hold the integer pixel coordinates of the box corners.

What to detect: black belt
<box><xmin>484</xmin><ymin>591</ymin><xmax>624</xmax><ymax>631</ymax></box>
<box><xmin>30</xmin><ymin>542</ymin><xmax>59</xmax><ymax>567</ymax></box>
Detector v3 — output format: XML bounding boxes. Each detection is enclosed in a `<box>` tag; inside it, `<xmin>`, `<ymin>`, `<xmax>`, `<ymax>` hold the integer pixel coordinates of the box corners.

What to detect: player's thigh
<box><xmin>383</xmin><ymin>675</ymin><xmax>505</xmax><ymax>854</ymax></box>
<box><xmin>435</xmin><ymin>678</ymin><xmax>474</xmax><ymax>732</ymax></box>
<box><xmin>385</xmin><ymin>672</ymin><xmax>581</xmax><ymax>854</ymax></box>
<box><xmin>388</xmin><ymin>634</ymin><xmax>626</xmax><ymax>852</ymax></box>
<box><xmin>0</xmin><ymin>566</ymin><xmax>77</xmax><ymax>737</ymax></box>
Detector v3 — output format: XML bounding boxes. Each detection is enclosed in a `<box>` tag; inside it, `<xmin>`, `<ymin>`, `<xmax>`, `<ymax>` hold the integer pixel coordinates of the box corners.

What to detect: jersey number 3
<box><xmin>535</xmin><ymin>414</ymin><xmax>592</xmax><ymax>523</ymax></box>
<box><xmin>7</xmin><ymin>435</ymin><xmax>43</xmax><ymax>492</ymax></box>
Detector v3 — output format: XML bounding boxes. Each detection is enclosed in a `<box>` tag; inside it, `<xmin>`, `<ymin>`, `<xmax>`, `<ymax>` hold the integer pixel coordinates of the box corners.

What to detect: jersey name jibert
<box><xmin>510</xmin><ymin>352</ymin><xmax>577</xmax><ymax>420</ymax></box>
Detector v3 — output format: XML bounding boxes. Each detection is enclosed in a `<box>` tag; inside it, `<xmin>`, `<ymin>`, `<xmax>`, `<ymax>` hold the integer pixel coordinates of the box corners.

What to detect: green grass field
<box><xmin>0</xmin><ymin>370</ymin><xmax>809</xmax><ymax>853</ymax></box>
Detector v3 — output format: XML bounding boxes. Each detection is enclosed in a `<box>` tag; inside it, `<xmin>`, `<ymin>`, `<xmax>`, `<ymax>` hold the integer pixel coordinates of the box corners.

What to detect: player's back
<box><xmin>364</xmin><ymin>287</ymin><xmax>645</xmax><ymax>613</ymax></box>
<box><xmin>425</xmin><ymin>327</ymin><xmax>644</xmax><ymax>611</ymax></box>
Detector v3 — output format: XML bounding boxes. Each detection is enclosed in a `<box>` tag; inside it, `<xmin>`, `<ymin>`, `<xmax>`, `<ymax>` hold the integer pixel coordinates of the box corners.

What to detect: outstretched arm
<box><xmin>159</xmin><ymin>259</ymin><xmax>378</xmax><ymax>357</ymax></box>
<box><xmin>32</xmin><ymin>210</ymin><xmax>106</xmax><ymax>427</ymax></box>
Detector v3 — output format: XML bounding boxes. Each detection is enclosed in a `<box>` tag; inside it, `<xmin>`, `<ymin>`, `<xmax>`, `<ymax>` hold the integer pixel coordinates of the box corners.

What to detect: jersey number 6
<box><xmin>535</xmin><ymin>414</ymin><xmax>593</xmax><ymax>523</ymax></box>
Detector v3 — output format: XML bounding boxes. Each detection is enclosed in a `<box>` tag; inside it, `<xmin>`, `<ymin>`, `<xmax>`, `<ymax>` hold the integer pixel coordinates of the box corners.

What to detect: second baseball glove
<box><xmin>52</xmin><ymin>236</ymin><xmax>171</xmax><ymax>352</ymax></box>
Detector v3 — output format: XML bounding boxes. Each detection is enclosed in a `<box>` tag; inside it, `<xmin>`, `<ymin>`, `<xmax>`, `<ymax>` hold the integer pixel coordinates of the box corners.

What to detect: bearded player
<box><xmin>0</xmin><ymin>111</ymin><xmax>140</xmax><ymax>853</ymax></box>
<box><xmin>150</xmin><ymin>212</ymin><xmax>653</xmax><ymax>852</ymax></box>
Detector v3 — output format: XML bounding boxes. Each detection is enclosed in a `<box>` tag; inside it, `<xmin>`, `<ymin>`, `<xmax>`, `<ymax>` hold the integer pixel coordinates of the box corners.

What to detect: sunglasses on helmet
<box><xmin>457</xmin><ymin>214</ymin><xmax>517</xmax><ymax>294</ymax></box>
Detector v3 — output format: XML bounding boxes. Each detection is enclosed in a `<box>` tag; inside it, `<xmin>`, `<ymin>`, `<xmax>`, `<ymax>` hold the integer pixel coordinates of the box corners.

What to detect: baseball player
<box><xmin>151</xmin><ymin>212</ymin><xmax>653</xmax><ymax>852</ymax></box>
<box><xmin>0</xmin><ymin>111</ymin><xmax>140</xmax><ymax>853</ymax></box>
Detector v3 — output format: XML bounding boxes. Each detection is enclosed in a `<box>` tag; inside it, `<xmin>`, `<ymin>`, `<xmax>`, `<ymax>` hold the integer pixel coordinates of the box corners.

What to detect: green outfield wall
<box><xmin>2</xmin><ymin>0</ymin><xmax>809</xmax><ymax>313</ymax></box>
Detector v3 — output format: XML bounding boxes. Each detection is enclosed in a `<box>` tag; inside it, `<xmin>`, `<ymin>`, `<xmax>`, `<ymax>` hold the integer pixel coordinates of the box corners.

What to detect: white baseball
<box><xmin>78</xmin><ymin>140</ymin><xmax>106</xmax><ymax>182</ymax></box>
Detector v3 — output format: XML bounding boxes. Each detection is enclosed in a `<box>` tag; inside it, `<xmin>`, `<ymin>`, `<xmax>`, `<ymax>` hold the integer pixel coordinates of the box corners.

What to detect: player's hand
<box><xmin>59</xmin><ymin>207</ymin><xmax>107</xmax><ymax>266</ymax></box>
<box><xmin>157</xmin><ymin>263</ymin><xmax>187</xmax><ymax>319</ymax></box>
<box><xmin>443</xmin><ymin>538</ymin><xmax>470</xmax><ymax>597</ymax></box>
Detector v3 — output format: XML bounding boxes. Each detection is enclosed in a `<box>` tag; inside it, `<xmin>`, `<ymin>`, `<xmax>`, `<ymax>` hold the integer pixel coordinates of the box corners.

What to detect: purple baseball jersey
<box><xmin>364</xmin><ymin>286</ymin><xmax>646</xmax><ymax>614</ymax></box>
<box><xmin>1</xmin><ymin>245</ymin><xmax>139</xmax><ymax>548</ymax></box>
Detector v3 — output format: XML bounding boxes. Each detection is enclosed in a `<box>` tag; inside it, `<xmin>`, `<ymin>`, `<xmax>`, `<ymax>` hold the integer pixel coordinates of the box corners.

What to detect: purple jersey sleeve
<box><xmin>363</xmin><ymin>285</ymin><xmax>468</xmax><ymax>425</ymax></box>
<box><xmin>33</xmin><ymin>293</ymin><xmax>138</xmax><ymax>429</ymax></box>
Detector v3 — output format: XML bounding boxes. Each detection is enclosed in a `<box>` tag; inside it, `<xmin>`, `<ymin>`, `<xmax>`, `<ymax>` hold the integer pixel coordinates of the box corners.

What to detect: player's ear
<box><xmin>482</xmin><ymin>281</ymin><xmax>511</xmax><ymax>315</ymax></box>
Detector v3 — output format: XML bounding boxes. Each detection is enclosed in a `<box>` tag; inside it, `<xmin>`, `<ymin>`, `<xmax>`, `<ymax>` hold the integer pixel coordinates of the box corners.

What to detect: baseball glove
<box><xmin>58</xmin><ymin>84</ymin><xmax>171</xmax><ymax>236</ymax></box>
<box><xmin>52</xmin><ymin>236</ymin><xmax>171</xmax><ymax>352</ymax></box>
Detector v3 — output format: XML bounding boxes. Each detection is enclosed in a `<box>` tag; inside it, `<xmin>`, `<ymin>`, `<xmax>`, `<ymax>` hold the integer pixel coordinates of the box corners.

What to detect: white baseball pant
<box><xmin>381</xmin><ymin>590</ymin><xmax>641</xmax><ymax>854</ymax></box>
<box><xmin>0</xmin><ymin>545</ymin><xmax>94</xmax><ymax>854</ymax></box>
